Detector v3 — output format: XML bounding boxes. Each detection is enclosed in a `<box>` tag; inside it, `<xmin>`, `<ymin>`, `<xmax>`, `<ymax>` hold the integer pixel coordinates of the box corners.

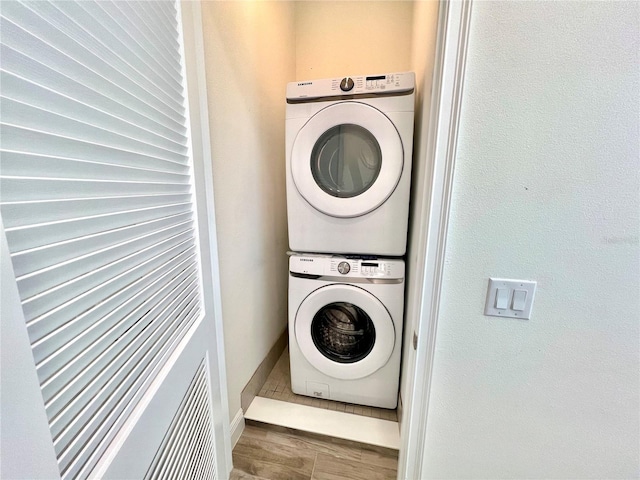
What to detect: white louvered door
<box><xmin>0</xmin><ymin>1</ymin><xmax>231</xmax><ymax>479</ymax></box>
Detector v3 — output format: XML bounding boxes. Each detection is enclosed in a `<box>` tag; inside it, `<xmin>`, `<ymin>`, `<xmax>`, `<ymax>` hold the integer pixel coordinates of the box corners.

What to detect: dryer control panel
<box><xmin>290</xmin><ymin>254</ymin><xmax>404</xmax><ymax>280</ymax></box>
<box><xmin>287</xmin><ymin>72</ymin><xmax>415</xmax><ymax>101</ymax></box>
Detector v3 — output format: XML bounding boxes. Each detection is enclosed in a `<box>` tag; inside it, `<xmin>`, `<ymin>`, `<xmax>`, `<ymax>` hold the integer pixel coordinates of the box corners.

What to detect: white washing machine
<box><xmin>286</xmin><ymin>72</ymin><xmax>415</xmax><ymax>256</ymax></box>
<box><xmin>288</xmin><ymin>253</ymin><xmax>405</xmax><ymax>409</ymax></box>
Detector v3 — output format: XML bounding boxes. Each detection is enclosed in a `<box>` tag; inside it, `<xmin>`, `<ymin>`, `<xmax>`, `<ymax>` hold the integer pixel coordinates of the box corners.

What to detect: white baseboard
<box><xmin>230</xmin><ymin>408</ymin><xmax>245</xmax><ymax>448</ymax></box>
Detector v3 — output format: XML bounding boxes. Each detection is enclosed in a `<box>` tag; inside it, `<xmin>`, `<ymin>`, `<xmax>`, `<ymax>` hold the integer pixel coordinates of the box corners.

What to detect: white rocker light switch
<box><xmin>495</xmin><ymin>288</ymin><xmax>509</xmax><ymax>309</ymax></box>
<box><xmin>512</xmin><ymin>289</ymin><xmax>527</xmax><ymax>311</ymax></box>
<box><xmin>485</xmin><ymin>278</ymin><xmax>536</xmax><ymax>320</ymax></box>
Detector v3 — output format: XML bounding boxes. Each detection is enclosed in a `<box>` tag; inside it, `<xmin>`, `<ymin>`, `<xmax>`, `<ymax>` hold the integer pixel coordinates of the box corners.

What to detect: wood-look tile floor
<box><xmin>230</xmin><ymin>421</ymin><xmax>398</xmax><ymax>480</ymax></box>
<box><xmin>258</xmin><ymin>348</ymin><xmax>398</xmax><ymax>422</ymax></box>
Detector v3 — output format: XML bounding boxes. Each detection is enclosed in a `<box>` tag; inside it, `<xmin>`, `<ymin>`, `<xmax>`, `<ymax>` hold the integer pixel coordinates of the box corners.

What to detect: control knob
<box><xmin>337</xmin><ymin>261</ymin><xmax>351</xmax><ymax>274</ymax></box>
<box><xmin>339</xmin><ymin>77</ymin><xmax>354</xmax><ymax>92</ymax></box>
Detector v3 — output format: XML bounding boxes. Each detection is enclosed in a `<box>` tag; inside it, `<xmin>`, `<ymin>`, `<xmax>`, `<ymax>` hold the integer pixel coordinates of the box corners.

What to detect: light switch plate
<box><xmin>485</xmin><ymin>278</ymin><xmax>536</xmax><ymax>319</ymax></box>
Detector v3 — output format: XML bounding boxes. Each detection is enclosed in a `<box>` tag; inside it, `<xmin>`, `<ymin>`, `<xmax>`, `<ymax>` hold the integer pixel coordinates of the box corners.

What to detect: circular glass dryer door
<box><xmin>291</xmin><ymin>102</ymin><xmax>404</xmax><ymax>218</ymax></box>
<box><xmin>295</xmin><ymin>284</ymin><xmax>395</xmax><ymax>380</ymax></box>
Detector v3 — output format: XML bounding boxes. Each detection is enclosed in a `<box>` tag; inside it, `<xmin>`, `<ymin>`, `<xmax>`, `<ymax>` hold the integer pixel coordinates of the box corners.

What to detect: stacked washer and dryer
<box><xmin>285</xmin><ymin>72</ymin><xmax>415</xmax><ymax>409</ymax></box>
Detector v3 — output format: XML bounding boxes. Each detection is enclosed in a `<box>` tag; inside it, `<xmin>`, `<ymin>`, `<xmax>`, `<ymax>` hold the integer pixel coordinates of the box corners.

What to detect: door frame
<box><xmin>178</xmin><ymin>1</ymin><xmax>234</xmax><ymax>474</ymax></box>
<box><xmin>398</xmin><ymin>1</ymin><xmax>473</xmax><ymax>479</ymax></box>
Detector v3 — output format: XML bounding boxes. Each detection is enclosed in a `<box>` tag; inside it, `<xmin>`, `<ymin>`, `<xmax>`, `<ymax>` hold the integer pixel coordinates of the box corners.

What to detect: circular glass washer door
<box><xmin>291</xmin><ymin>102</ymin><xmax>404</xmax><ymax>218</ymax></box>
<box><xmin>295</xmin><ymin>284</ymin><xmax>395</xmax><ymax>380</ymax></box>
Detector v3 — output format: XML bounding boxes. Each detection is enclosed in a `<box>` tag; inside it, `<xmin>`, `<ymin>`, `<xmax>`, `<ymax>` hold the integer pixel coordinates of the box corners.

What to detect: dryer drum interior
<box><xmin>311</xmin><ymin>301</ymin><xmax>376</xmax><ymax>364</ymax></box>
<box><xmin>310</xmin><ymin>124</ymin><xmax>383</xmax><ymax>198</ymax></box>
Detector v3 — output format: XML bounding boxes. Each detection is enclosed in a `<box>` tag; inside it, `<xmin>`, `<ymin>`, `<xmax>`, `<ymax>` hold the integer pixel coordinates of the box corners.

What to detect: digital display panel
<box><xmin>365</xmin><ymin>75</ymin><xmax>386</xmax><ymax>81</ymax></box>
<box><xmin>361</xmin><ymin>262</ymin><xmax>379</xmax><ymax>267</ymax></box>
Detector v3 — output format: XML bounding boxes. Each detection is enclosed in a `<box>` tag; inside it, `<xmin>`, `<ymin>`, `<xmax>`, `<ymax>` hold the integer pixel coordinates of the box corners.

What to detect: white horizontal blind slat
<box><xmin>16</xmin><ymin>229</ymin><xmax>195</xmax><ymax>300</ymax></box>
<box><xmin>28</xmin><ymin>248</ymin><xmax>197</xmax><ymax>350</ymax></box>
<box><xmin>0</xmin><ymin>16</ymin><xmax>186</xmax><ymax>134</ymax></box>
<box><xmin>1</xmin><ymin>73</ymin><xmax>188</xmax><ymax>156</ymax></box>
<box><xmin>104</xmin><ymin>1</ymin><xmax>182</xmax><ymax>70</ymax></box>
<box><xmin>0</xmin><ymin>151</ymin><xmax>190</xmax><ymax>183</ymax></box>
<box><xmin>1</xmin><ymin>176</ymin><xmax>191</xmax><ymax>202</ymax></box>
<box><xmin>19</xmin><ymin>221</ymin><xmax>194</xmax><ymax>301</ymax></box>
<box><xmin>2</xmin><ymin>2</ymin><xmax>184</xmax><ymax>119</ymax></box>
<box><xmin>22</xmin><ymin>241</ymin><xmax>195</xmax><ymax>325</ymax></box>
<box><xmin>35</xmin><ymin>1</ymin><xmax>183</xmax><ymax>101</ymax></box>
<box><xmin>139</xmin><ymin>1</ymin><xmax>180</xmax><ymax>45</ymax></box>
<box><xmin>1</xmin><ymin>97</ymin><xmax>189</xmax><ymax>163</ymax></box>
<box><xmin>1</xmin><ymin>194</ymin><xmax>192</xmax><ymax>227</ymax></box>
<box><xmin>0</xmin><ymin>46</ymin><xmax>188</xmax><ymax>144</ymax></box>
<box><xmin>72</xmin><ymin>0</ymin><xmax>182</xmax><ymax>92</ymax></box>
<box><xmin>0</xmin><ymin>1</ymin><xmax>205</xmax><ymax>477</ymax></box>
<box><xmin>0</xmin><ymin>126</ymin><xmax>189</xmax><ymax>175</ymax></box>
<box><xmin>81</xmin><ymin>1</ymin><xmax>182</xmax><ymax>88</ymax></box>
<box><xmin>153</xmin><ymin>0</ymin><xmax>178</xmax><ymax>26</ymax></box>
<box><xmin>34</xmin><ymin>262</ymin><xmax>197</xmax><ymax>381</ymax></box>
<box><xmin>3</xmin><ymin>1</ymin><xmax>186</xmax><ymax>115</ymax></box>
<box><xmin>11</xmin><ymin>205</ymin><xmax>193</xmax><ymax>265</ymax></box>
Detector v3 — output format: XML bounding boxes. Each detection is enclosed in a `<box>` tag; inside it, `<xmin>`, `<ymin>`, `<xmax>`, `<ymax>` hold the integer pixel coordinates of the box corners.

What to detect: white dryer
<box><xmin>288</xmin><ymin>253</ymin><xmax>404</xmax><ymax>409</ymax></box>
<box><xmin>286</xmin><ymin>72</ymin><xmax>415</xmax><ymax>256</ymax></box>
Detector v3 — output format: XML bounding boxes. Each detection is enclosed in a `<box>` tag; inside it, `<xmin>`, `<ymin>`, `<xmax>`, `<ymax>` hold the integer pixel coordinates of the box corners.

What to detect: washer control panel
<box><xmin>287</xmin><ymin>72</ymin><xmax>415</xmax><ymax>101</ymax></box>
<box><xmin>359</xmin><ymin>261</ymin><xmax>390</xmax><ymax>276</ymax></box>
<box><xmin>290</xmin><ymin>254</ymin><xmax>404</xmax><ymax>280</ymax></box>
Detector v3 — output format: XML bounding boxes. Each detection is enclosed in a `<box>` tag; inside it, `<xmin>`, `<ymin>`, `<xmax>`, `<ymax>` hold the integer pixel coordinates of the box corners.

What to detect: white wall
<box><xmin>422</xmin><ymin>1</ymin><xmax>639</xmax><ymax>478</ymax></box>
<box><xmin>295</xmin><ymin>1</ymin><xmax>414</xmax><ymax>80</ymax></box>
<box><xmin>200</xmin><ymin>1</ymin><xmax>296</xmax><ymax>419</ymax></box>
